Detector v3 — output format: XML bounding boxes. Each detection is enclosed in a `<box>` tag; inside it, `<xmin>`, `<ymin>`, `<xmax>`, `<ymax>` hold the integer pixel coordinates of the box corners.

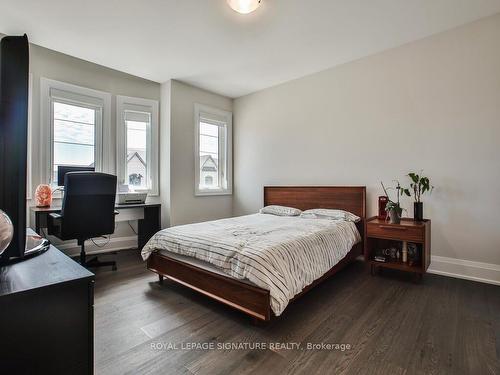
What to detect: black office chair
<box><xmin>48</xmin><ymin>172</ymin><xmax>118</xmax><ymax>271</ymax></box>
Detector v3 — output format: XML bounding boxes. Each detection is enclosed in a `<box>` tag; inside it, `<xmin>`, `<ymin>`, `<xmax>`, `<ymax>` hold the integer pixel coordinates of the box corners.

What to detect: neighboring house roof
<box><xmin>200</xmin><ymin>155</ymin><xmax>217</xmax><ymax>172</ymax></box>
<box><xmin>127</xmin><ymin>151</ymin><xmax>146</xmax><ymax>167</ymax></box>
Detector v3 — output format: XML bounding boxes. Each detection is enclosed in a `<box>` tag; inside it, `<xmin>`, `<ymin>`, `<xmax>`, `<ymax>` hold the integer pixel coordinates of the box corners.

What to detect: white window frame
<box><xmin>40</xmin><ymin>78</ymin><xmax>112</xmax><ymax>188</ymax></box>
<box><xmin>116</xmin><ymin>95</ymin><xmax>159</xmax><ymax>196</ymax></box>
<box><xmin>194</xmin><ymin>103</ymin><xmax>233</xmax><ymax>196</ymax></box>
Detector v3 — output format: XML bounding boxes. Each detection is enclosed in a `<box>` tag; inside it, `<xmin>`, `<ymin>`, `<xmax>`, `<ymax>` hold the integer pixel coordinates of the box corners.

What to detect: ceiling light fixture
<box><xmin>227</xmin><ymin>0</ymin><xmax>262</xmax><ymax>14</ymax></box>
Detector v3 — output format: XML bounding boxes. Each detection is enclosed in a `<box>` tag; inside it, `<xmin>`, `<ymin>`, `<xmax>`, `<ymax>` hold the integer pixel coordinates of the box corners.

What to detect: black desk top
<box><xmin>30</xmin><ymin>202</ymin><xmax>161</xmax><ymax>213</ymax></box>
<box><xmin>0</xmin><ymin>244</ymin><xmax>94</xmax><ymax>297</ymax></box>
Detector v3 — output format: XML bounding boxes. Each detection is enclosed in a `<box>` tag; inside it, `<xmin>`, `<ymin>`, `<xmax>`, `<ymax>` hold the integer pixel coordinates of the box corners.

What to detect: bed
<box><xmin>143</xmin><ymin>186</ymin><xmax>366</xmax><ymax>321</ymax></box>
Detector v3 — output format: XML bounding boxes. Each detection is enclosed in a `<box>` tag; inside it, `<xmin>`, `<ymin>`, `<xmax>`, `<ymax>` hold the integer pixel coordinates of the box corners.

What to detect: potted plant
<box><xmin>402</xmin><ymin>171</ymin><xmax>433</xmax><ymax>221</ymax></box>
<box><xmin>380</xmin><ymin>181</ymin><xmax>405</xmax><ymax>224</ymax></box>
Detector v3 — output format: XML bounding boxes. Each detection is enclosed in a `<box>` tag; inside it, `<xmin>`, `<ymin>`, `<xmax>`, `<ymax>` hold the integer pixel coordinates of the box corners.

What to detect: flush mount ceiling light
<box><xmin>227</xmin><ymin>0</ymin><xmax>262</xmax><ymax>14</ymax></box>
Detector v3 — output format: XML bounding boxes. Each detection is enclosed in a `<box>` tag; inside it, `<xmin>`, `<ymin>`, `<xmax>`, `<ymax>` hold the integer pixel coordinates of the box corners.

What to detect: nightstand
<box><xmin>365</xmin><ymin>216</ymin><xmax>431</xmax><ymax>280</ymax></box>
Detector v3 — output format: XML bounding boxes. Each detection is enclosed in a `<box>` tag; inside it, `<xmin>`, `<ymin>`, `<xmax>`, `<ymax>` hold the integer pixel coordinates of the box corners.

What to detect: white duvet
<box><xmin>142</xmin><ymin>213</ymin><xmax>361</xmax><ymax>316</ymax></box>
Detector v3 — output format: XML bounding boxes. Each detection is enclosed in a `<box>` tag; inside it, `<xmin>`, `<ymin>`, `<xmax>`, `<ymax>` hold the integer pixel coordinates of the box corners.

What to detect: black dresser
<box><xmin>0</xmin><ymin>244</ymin><xmax>94</xmax><ymax>374</ymax></box>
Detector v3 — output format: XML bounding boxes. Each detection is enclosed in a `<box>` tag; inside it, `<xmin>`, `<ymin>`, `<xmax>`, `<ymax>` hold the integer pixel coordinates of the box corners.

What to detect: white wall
<box><xmin>166</xmin><ymin>80</ymin><xmax>233</xmax><ymax>226</ymax></box>
<box><xmin>233</xmin><ymin>14</ymin><xmax>500</xmax><ymax>274</ymax></box>
<box><xmin>25</xmin><ymin>40</ymin><xmax>161</xmax><ymax>255</ymax></box>
<box><xmin>159</xmin><ymin>80</ymin><xmax>172</xmax><ymax>228</ymax></box>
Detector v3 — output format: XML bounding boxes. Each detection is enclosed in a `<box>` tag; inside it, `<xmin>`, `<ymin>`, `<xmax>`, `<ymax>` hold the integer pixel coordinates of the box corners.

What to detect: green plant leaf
<box><xmin>408</xmin><ymin>172</ymin><xmax>419</xmax><ymax>184</ymax></box>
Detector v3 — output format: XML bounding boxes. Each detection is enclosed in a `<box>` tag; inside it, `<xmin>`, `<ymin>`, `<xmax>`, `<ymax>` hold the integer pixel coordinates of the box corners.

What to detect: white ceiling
<box><xmin>1</xmin><ymin>0</ymin><xmax>500</xmax><ymax>98</ymax></box>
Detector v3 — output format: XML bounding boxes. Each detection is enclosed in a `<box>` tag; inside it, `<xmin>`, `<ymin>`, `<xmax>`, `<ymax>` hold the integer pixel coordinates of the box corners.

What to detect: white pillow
<box><xmin>259</xmin><ymin>205</ymin><xmax>302</xmax><ymax>217</ymax></box>
<box><xmin>300</xmin><ymin>208</ymin><xmax>361</xmax><ymax>222</ymax></box>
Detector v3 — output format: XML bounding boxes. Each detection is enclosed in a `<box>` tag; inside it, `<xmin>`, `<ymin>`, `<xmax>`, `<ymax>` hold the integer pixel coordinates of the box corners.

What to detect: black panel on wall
<box><xmin>0</xmin><ymin>35</ymin><xmax>29</xmax><ymax>260</ymax></box>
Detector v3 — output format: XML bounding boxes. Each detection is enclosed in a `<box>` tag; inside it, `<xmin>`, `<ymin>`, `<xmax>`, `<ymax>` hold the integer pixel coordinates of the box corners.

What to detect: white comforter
<box><xmin>141</xmin><ymin>213</ymin><xmax>361</xmax><ymax>316</ymax></box>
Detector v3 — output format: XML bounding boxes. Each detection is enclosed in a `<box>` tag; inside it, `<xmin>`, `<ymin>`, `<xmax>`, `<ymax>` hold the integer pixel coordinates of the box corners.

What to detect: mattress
<box><xmin>142</xmin><ymin>213</ymin><xmax>361</xmax><ymax>316</ymax></box>
<box><xmin>157</xmin><ymin>250</ymin><xmax>258</xmax><ymax>286</ymax></box>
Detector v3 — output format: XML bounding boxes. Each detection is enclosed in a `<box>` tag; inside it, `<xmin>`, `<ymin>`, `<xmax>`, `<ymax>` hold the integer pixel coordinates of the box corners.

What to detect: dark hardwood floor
<box><xmin>93</xmin><ymin>250</ymin><xmax>500</xmax><ymax>375</ymax></box>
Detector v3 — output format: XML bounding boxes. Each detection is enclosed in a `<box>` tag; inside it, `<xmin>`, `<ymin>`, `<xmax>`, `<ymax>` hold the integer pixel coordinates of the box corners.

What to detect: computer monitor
<box><xmin>57</xmin><ymin>165</ymin><xmax>95</xmax><ymax>186</ymax></box>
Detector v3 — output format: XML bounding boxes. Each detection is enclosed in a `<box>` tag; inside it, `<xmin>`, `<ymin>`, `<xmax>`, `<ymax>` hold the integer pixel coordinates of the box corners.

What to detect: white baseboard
<box><xmin>428</xmin><ymin>255</ymin><xmax>500</xmax><ymax>286</ymax></box>
<box><xmin>54</xmin><ymin>236</ymin><xmax>138</xmax><ymax>258</ymax></box>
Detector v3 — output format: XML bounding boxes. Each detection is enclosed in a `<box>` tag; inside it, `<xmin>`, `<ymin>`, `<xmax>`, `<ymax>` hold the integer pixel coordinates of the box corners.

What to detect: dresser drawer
<box><xmin>367</xmin><ymin>223</ymin><xmax>425</xmax><ymax>242</ymax></box>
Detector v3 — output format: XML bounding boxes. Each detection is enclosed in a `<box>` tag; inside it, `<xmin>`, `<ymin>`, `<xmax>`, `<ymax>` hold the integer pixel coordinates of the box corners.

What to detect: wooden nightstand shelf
<box><xmin>365</xmin><ymin>216</ymin><xmax>431</xmax><ymax>280</ymax></box>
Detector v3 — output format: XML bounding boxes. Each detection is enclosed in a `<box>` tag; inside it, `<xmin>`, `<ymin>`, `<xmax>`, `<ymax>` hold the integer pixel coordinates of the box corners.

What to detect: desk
<box><xmin>31</xmin><ymin>202</ymin><xmax>161</xmax><ymax>250</ymax></box>
<box><xmin>0</xmin><ymin>234</ymin><xmax>94</xmax><ymax>374</ymax></box>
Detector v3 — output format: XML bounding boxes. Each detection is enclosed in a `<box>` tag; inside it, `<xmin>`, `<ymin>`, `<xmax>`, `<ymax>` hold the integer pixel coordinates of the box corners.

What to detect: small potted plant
<box><xmin>380</xmin><ymin>181</ymin><xmax>405</xmax><ymax>224</ymax></box>
<box><xmin>402</xmin><ymin>171</ymin><xmax>434</xmax><ymax>221</ymax></box>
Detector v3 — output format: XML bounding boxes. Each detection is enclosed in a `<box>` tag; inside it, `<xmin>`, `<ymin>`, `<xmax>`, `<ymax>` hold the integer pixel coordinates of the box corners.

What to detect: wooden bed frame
<box><xmin>147</xmin><ymin>186</ymin><xmax>366</xmax><ymax>321</ymax></box>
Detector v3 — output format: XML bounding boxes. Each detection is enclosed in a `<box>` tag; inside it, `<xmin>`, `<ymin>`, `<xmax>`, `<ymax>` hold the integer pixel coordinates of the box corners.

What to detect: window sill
<box><xmin>195</xmin><ymin>189</ymin><xmax>232</xmax><ymax>197</ymax></box>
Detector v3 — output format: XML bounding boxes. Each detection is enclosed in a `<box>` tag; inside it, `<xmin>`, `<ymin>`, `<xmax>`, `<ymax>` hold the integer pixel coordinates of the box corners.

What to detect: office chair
<box><xmin>48</xmin><ymin>172</ymin><xmax>118</xmax><ymax>271</ymax></box>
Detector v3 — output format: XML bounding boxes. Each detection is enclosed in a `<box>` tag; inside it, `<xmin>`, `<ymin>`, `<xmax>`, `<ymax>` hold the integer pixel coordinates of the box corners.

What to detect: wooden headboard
<box><xmin>264</xmin><ymin>186</ymin><xmax>366</xmax><ymax>219</ymax></box>
<box><xmin>264</xmin><ymin>186</ymin><xmax>366</xmax><ymax>257</ymax></box>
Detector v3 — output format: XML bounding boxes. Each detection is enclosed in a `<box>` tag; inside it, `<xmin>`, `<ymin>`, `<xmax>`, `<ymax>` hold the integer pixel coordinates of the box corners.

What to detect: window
<box><xmin>52</xmin><ymin>102</ymin><xmax>97</xmax><ymax>183</ymax></box>
<box><xmin>41</xmin><ymin>78</ymin><xmax>111</xmax><ymax>187</ymax></box>
<box><xmin>194</xmin><ymin>104</ymin><xmax>232</xmax><ymax>196</ymax></box>
<box><xmin>116</xmin><ymin>96</ymin><xmax>159</xmax><ymax>195</ymax></box>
